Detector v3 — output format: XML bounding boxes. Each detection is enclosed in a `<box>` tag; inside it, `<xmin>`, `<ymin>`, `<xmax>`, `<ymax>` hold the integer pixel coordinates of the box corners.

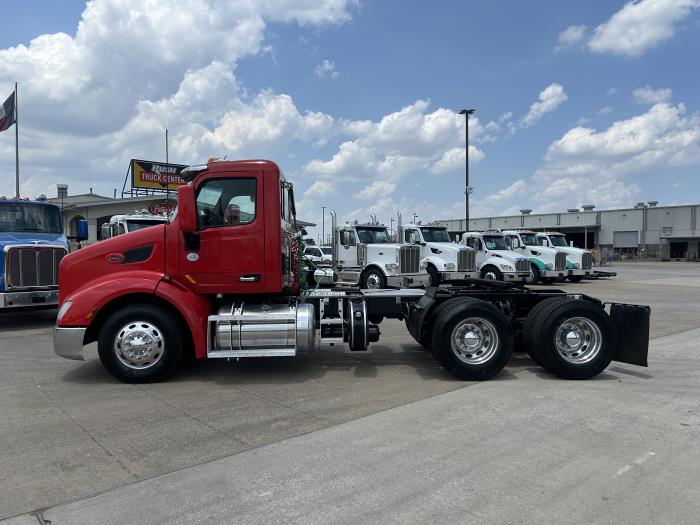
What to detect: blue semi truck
<box><xmin>0</xmin><ymin>198</ymin><xmax>74</xmax><ymax>309</ymax></box>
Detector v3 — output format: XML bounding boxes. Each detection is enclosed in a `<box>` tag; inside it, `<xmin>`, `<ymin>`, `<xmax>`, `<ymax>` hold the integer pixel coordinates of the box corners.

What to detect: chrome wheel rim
<box><xmin>113</xmin><ymin>321</ymin><xmax>164</xmax><ymax>369</ymax></box>
<box><xmin>483</xmin><ymin>270</ymin><xmax>498</xmax><ymax>280</ymax></box>
<box><xmin>554</xmin><ymin>317</ymin><xmax>602</xmax><ymax>364</ymax></box>
<box><xmin>366</xmin><ymin>273</ymin><xmax>382</xmax><ymax>289</ymax></box>
<box><xmin>450</xmin><ymin>317</ymin><xmax>500</xmax><ymax>365</ymax></box>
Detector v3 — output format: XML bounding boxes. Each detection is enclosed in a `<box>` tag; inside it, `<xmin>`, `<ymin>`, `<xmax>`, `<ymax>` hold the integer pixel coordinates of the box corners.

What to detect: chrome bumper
<box><xmin>540</xmin><ymin>269</ymin><xmax>567</xmax><ymax>278</ymax></box>
<box><xmin>0</xmin><ymin>289</ymin><xmax>58</xmax><ymax>308</ymax></box>
<box><xmin>504</xmin><ymin>272</ymin><xmax>530</xmax><ymax>282</ymax></box>
<box><xmin>441</xmin><ymin>271</ymin><xmax>479</xmax><ymax>281</ymax></box>
<box><xmin>387</xmin><ymin>273</ymin><xmax>430</xmax><ymax>288</ymax></box>
<box><xmin>568</xmin><ymin>269</ymin><xmax>592</xmax><ymax>276</ymax></box>
<box><xmin>53</xmin><ymin>326</ymin><xmax>87</xmax><ymax>360</ymax></box>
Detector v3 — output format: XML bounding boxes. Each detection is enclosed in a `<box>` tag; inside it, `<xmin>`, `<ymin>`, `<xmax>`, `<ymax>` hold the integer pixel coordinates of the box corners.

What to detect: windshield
<box><xmin>483</xmin><ymin>235</ymin><xmax>508</xmax><ymax>250</ymax></box>
<box><xmin>549</xmin><ymin>235</ymin><xmax>568</xmax><ymax>247</ymax></box>
<box><xmin>421</xmin><ymin>227</ymin><xmax>450</xmax><ymax>242</ymax></box>
<box><xmin>520</xmin><ymin>233</ymin><xmax>539</xmax><ymax>246</ymax></box>
<box><xmin>0</xmin><ymin>202</ymin><xmax>62</xmax><ymax>233</ymax></box>
<box><xmin>320</xmin><ymin>247</ymin><xmax>332</xmax><ymax>255</ymax></box>
<box><xmin>356</xmin><ymin>227</ymin><xmax>390</xmax><ymax>244</ymax></box>
<box><xmin>126</xmin><ymin>219</ymin><xmax>168</xmax><ymax>232</ymax></box>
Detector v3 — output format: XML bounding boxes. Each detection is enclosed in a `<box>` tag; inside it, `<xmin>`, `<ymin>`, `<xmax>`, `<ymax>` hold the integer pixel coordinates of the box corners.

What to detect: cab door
<box><xmin>179</xmin><ymin>174</ymin><xmax>266</xmax><ymax>294</ymax></box>
<box><xmin>336</xmin><ymin>228</ymin><xmax>358</xmax><ymax>267</ymax></box>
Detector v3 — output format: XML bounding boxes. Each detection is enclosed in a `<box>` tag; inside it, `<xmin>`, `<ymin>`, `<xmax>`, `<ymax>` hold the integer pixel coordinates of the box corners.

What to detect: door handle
<box><xmin>239</xmin><ymin>274</ymin><xmax>261</xmax><ymax>282</ymax></box>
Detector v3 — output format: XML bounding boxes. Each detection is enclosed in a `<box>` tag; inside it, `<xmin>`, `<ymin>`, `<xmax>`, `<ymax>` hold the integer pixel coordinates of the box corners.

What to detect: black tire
<box><xmin>405</xmin><ymin>297</ymin><xmax>464</xmax><ymax>352</ymax></box>
<box><xmin>521</xmin><ymin>296</ymin><xmax>570</xmax><ymax>365</ymax></box>
<box><xmin>98</xmin><ymin>303</ymin><xmax>184</xmax><ymax>383</ymax></box>
<box><xmin>360</xmin><ymin>268</ymin><xmax>386</xmax><ymax>289</ymax></box>
<box><xmin>523</xmin><ymin>298</ymin><xmax>615</xmax><ymax>380</ymax></box>
<box><xmin>369</xmin><ymin>314</ymin><xmax>384</xmax><ymax>324</ymax></box>
<box><xmin>427</xmin><ymin>265</ymin><xmax>442</xmax><ymax>287</ymax></box>
<box><xmin>526</xmin><ymin>264</ymin><xmax>540</xmax><ymax>285</ymax></box>
<box><xmin>540</xmin><ymin>277</ymin><xmax>556</xmax><ymax>285</ymax></box>
<box><xmin>480</xmin><ymin>266</ymin><xmax>503</xmax><ymax>281</ymax></box>
<box><xmin>568</xmin><ymin>275</ymin><xmax>583</xmax><ymax>283</ymax></box>
<box><xmin>430</xmin><ymin>298</ymin><xmax>513</xmax><ymax>380</ymax></box>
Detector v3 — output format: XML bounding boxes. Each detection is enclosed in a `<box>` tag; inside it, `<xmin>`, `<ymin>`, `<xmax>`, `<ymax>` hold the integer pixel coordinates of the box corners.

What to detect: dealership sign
<box><xmin>131</xmin><ymin>159</ymin><xmax>187</xmax><ymax>191</ymax></box>
<box><xmin>148</xmin><ymin>201</ymin><xmax>178</xmax><ymax>215</ymax></box>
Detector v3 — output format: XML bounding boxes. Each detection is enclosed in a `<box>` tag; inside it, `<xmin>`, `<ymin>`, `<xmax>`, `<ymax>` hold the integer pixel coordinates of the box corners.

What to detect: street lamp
<box><xmin>321</xmin><ymin>206</ymin><xmax>326</xmax><ymax>246</ymax></box>
<box><xmin>459</xmin><ymin>108</ymin><xmax>476</xmax><ymax>227</ymax></box>
<box><xmin>413</xmin><ymin>213</ymin><xmax>418</xmax><ymax>224</ymax></box>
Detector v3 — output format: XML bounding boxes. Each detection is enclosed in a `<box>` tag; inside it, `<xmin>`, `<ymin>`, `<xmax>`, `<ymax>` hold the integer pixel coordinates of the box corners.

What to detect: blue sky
<box><xmin>0</xmin><ymin>0</ymin><xmax>699</xmax><ymax>235</ymax></box>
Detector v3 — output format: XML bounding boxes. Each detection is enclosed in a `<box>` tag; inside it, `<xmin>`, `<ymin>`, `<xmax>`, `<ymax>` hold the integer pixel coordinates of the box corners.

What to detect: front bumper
<box><xmin>0</xmin><ymin>289</ymin><xmax>59</xmax><ymax>309</ymax></box>
<box><xmin>540</xmin><ymin>269</ymin><xmax>567</xmax><ymax>278</ymax></box>
<box><xmin>504</xmin><ymin>272</ymin><xmax>530</xmax><ymax>282</ymax></box>
<box><xmin>569</xmin><ymin>268</ymin><xmax>592</xmax><ymax>277</ymax></box>
<box><xmin>387</xmin><ymin>273</ymin><xmax>430</xmax><ymax>288</ymax></box>
<box><xmin>441</xmin><ymin>271</ymin><xmax>479</xmax><ymax>281</ymax></box>
<box><xmin>53</xmin><ymin>326</ymin><xmax>87</xmax><ymax>360</ymax></box>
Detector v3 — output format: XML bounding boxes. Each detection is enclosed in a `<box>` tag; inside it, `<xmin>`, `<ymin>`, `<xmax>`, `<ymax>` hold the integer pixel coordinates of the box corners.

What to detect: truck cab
<box><xmin>503</xmin><ymin>230</ymin><xmax>570</xmax><ymax>284</ymax></box>
<box><xmin>101</xmin><ymin>212</ymin><xmax>169</xmax><ymax>240</ymax></box>
<box><xmin>536</xmin><ymin>232</ymin><xmax>593</xmax><ymax>282</ymax></box>
<box><xmin>327</xmin><ymin>215</ymin><xmax>428</xmax><ymax>289</ymax></box>
<box><xmin>0</xmin><ymin>197</ymin><xmax>71</xmax><ymax>308</ymax></box>
<box><xmin>400</xmin><ymin>222</ymin><xmax>477</xmax><ymax>285</ymax></box>
<box><xmin>461</xmin><ymin>231</ymin><xmax>530</xmax><ymax>282</ymax></box>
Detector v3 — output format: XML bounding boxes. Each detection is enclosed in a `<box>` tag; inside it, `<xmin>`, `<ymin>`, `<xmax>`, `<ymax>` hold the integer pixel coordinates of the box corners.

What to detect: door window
<box><xmin>196</xmin><ymin>178</ymin><xmax>257</xmax><ymax>229</ymax></box>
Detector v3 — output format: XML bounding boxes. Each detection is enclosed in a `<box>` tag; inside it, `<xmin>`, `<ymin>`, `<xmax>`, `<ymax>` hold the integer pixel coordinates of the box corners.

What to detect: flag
<box><xmin>0</xmin><ymin>91</ymin><xmax>16</xmax><ymax>132</ymax></box>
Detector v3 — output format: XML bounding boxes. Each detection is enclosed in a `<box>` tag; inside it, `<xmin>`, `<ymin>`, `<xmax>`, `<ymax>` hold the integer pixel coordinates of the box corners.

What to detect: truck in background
<box><xmin>461</xmin><ymin>231</ymin><xmax>531</xmax><ymax>283</ymax></box>
<box><xmin>316</xmin><ymin>212</ymin><xmax>428</xmax><ymax>289</ymax></box>
<box><xmin>536</xmin><ymin>232</ymin><xmax>593</xmax><ymax>282</ymax></box>
<box><xmin>398</xmin><ymin>216</ymin><xmax>477</xmax><ymax>286</ymax></box>
<box><xmin>100</xmin><ymin>212</ymin><xmax>169</xmax><ymax>240</ymax></box>
<box><xmin>53</xmin><ymin>158</ymin><xmax>649</xmax><ymax>384</ymax></box>
<box><xmin>503</xmin><ymin>230</ymin><xmax>569</xmax><ymax>285</ymax></box>
<box><xmin>0</xmin><ymin>197</ymin><xmax>74</xmax><ymax>308</ymax></box>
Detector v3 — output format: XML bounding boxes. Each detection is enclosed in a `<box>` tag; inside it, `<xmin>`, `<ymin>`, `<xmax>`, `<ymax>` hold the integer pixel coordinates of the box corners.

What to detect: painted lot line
<box><xmin>5</xmin><ymin>328</ymin><xmax>699</xmax><ymax>525</ymax></box>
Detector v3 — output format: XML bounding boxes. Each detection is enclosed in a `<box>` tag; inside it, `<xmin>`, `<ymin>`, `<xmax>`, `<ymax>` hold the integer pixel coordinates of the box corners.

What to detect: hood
<box><xmin>0</xmin><ymin>232</ymin><xmax>68</xmax><ymax>248</ymax></box>
<box><xmin>491</xmin><ymin>249</ymin><xmax>526</xmax><ymax>262</ymax></box>
<box><xmin>524</xmin><ymin>245</ymin><xmax>559</xmax><ymax>257</ymax></box>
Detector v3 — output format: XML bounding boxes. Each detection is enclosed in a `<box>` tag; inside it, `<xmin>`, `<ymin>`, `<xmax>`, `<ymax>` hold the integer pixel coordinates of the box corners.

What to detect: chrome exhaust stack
<box><xmin>330</xmin><ymin>210</ymin><xmax>337</xmax><ymax>268</ymax></box>
<box><xmin>370</xmin><ymin>213</ymin><xmax>377</xmax><ymax>225</ymax></box>
<box><xmin>397</xmin><ymin>211</ymin><xmax>402</xmax><ymax>244</ymax></box>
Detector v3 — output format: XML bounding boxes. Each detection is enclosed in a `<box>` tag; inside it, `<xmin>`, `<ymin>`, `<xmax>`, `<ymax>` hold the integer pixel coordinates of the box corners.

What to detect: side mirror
<box><xmin>76</xmin><ymin>219</ymin><xmax>89</xmax><ymax>241</ymax></box>
<box><xmin>178</xmin><ymin>184</ymin><xmax>197</xmax><ymax>232</ymax></box>
<box><xmin>570</xmin><ymin>241</ymin><xmax>574</xmax><ymax>247</ymax></box>
<box><xmin>342</xmin><ymin>231</ymin><xmax>350</xmax><ymax>248</ymax></box>
<box><xmin>100</xmin><ymin>223</ymin><xmax>111</xmax><ymax>240</ymax></box>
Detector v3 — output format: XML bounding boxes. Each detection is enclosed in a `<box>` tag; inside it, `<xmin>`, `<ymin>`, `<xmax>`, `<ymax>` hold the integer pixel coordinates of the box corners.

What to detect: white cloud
<box><xmin>588</xmin><ymin>0</ymin><xmax>700</xmax><ymax>57</ymax></box>
<box><xmin>484</xmin><ymin>180</ymin><xmax>527</xmax><ymax>205</ymax></box>
<box><xmin>556</xmin><ymin>25</ymin><xmax>587</xmax><ymax>50</ymax></box>
<box><xmin>431</xmin><ymin>146</ymin><xmax>485</xmax><ymax>174</ymax></box>
<box><xmin>314</xmin><ymin>59</ymin><xmax>339</xmax><ymax>79</ymax></box>
<box><xmin>607</xmin><ymin>87</ymin><xmax>618</xmax><ymax>96</ymax></box>
<box><xmin>598</xmin><ymin>106</ymin><xmax>614</xmax><ymax>115</ymax></box>
<box><xmin>633</xmin><ymin>85</ymin><xmax>673</xmax><ymax>105</ymax></box>
<box><xmin>303</xmin><ymin>180</ymin><xmax>336</xmax><ymax>199</ymax></box>
<box><xmin>521</xmin><ymin>83</ymin><xmax>568</xmax><ymax>127</ymax></box>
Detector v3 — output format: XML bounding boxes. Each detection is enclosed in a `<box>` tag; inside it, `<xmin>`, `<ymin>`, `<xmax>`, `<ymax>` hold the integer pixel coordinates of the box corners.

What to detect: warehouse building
<box><xmin>437</xmin><ymin>202</ymin><xmax>700</xmax><ymax>261</ymax></box>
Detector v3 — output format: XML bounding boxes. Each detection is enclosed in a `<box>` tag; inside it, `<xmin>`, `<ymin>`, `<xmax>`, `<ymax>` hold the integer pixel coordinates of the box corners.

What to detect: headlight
<box><xmin>546</xmin><ymin>263</ymin><xmax>554</xmax><ymax>270</ymax></box>
<box><xmin>574</xmin><ymin>263</ymin><xmax>581</xmax><ymax>269</ymax></box>
<box><xmin>385</xmin><ymin>263</ymin><xmax>398</xmax><ymax>273</ymax></box>
<box><xmin>499</xmin><ymin>264</ymin><xmax>513</xmax><ymax>271</ymax></box>
<box><xmin>420</xmin><ymin>261</ymin><xmax>428</xmax><ymax>270</ymax></box>
<box><xmin>57</xmin><ymin>300</ymin><xmax>72</xmax><ymax>322</ymax></box>
<box><xmin>444</xmin><ymin>263</ymin><xmax>456</xmax><ymax>271</ymax></box>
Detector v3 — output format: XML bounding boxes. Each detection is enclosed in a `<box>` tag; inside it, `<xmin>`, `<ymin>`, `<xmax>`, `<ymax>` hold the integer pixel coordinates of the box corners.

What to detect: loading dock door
<box><xmin>613</xmin><ymin>231</ymin><xmax>638</xmax><ymax>248</ymax></box>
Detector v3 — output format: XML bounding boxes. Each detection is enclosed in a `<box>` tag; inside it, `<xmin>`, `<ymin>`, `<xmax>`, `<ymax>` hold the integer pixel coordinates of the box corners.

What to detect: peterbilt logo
<box><xmin>106</xmin><ymin>253</ymin><xmax>125</xmax><ymax>263</ymax></box>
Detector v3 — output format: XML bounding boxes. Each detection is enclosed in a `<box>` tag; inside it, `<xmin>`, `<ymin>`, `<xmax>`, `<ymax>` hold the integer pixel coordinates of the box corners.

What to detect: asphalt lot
<box><xmin>1</xmin><ymin>261</ymin><xmax>700</xmax><ymax>523</ymax></box>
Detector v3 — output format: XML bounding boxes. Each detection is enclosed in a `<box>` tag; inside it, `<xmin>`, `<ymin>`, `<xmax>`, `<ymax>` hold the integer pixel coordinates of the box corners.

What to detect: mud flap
<box><xmin>610</xmin><ymin>303</ymin><xmax>650</xmax><ymax>367</ymax></box>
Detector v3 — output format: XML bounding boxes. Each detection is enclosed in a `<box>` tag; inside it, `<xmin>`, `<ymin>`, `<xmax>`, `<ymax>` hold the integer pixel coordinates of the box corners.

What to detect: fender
<box><xmin>363</xmin><ymin>263</ymin><xmax>389</xmax><ymax>276</ymax></box>
<box><xmin>529</xmin><ymin>258</ymin><xmax>546</xmax><ymax>270</ymax></box>
<box><xmin>421</xmin><ymin>256</ymin><xmax>447</xmax><ymax>272</ymax></box>
<box><xmin>57</xmin><ymin>270</ymin><xmax>164</xmax><ymax>327</ymax></box>
<box><xmin>155</xmin><ymin>279</ymin><xmax>212</xmax><ymax>359</ymax></box>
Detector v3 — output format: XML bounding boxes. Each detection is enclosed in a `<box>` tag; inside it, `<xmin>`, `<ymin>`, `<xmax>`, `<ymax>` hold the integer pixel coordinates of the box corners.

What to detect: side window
<box><xmin>196</xmin><ymin>178</ymin><xmax>257</xmax><ymax>229</ymax></box>
<box><xmin>117</xmin><ymin>223</ymin><xmax>126</xmax><ymax>235</ymax></box>
<box><xmin>466</xmin><ymin>237</ymin><xmax>479</xmax><ymax>250</ymax></box>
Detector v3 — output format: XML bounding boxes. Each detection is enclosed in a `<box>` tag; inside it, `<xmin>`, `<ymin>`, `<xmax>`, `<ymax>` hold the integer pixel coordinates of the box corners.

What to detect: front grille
<box><xmin>458</xmin><ymin>249</ymin><xmax>476</xmax><ymax>271</ymax></box>
<box><xmin>582</xmin><ymin>252</ymin><xmax>593</xmax><ymax>269</ymax></box>
<box><xmin>5</xmin><ymin>246</ymin><xmax>66</xmax><ymax>290</ymax></box>
<box><xmin>399</xmin><ymin>245</ymin><xmax>420</xmax><ymax>274</ymax></box>
<box><xmin>356</xmin><ymin>244</ymin><xmax>367</xmax><ymax>266</ymax></box>
<box><xmin>555</xmin><ymin>251</ymin><xmax>567</xmax><ymax>271</ymax></box>
<box><xmin>515</xmin><ymin>258</ymin><xmax>530</xmax><ymax>272</ymax></box>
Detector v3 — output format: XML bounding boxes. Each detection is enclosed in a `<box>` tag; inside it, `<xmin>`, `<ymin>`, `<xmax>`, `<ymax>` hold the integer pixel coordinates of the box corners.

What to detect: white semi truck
<box><xmin>503</xmin><ymin>230</ymin><xmax>570</xmax><ymax>284</ymax></box>
<box><xmin>314</xmin><ymin>212</ymin><xmax>428</xmax><ymax>289</ymax></box>
<box><xmin>100</xmin><ymin>212</ymin><xmax>169</xmax><ymax>240</ymax></box>
<box><xmin>536</xmin><ymin>232</ymin><xmax>593</xmax><ymax>282</ymax></box>
<box><xmin>399</xmin><ymin>216</ymin><xmax>478</xmax><ymax>286</ymax></box>
<box><xmin>461</xmin><ymin>231</ymin><xmax>531</xmax><ymax>282</ymax></box>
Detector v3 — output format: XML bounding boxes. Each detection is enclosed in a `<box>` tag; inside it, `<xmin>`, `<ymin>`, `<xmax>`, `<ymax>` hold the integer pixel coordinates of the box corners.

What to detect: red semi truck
<box><xmin>53</xmin><ymin>159</ymin><xmax>650</xmax><ymax>383</ymax></box>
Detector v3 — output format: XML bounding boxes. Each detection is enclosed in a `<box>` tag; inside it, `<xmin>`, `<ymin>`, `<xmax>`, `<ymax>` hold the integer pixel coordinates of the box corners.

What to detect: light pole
<box><xmin>321</xmin><ymin>206</ymin><xmax>326</xmax><ymax>246</ymax></box>
<box><xmin>413</xmin><ymin>213</ymin><xmax>418</xmax><ymax>224</ymax></box>
<box><xmin>459</xmin><ymin>108</ymin><xmax>476</xmax><ymax>228</ymax></box>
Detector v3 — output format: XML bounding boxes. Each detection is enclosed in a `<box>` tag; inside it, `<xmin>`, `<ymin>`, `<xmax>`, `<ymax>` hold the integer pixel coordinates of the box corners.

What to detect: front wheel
<box><xmin>430</xmin><ymin>298</ymin><xmax>513</xmax><ymax>380</ymax></box>
<box><xmin>523</xmin><ymin>298</ymin><xmax>615</xmax><ymax>379</ymax></box>
<box><xmin>98</xmin><ymin>304</ymin><xmax>184</xmax><ymax>383</ymax></box>
<box><xmin>526</xmin><ymin>264</ymin><xmax>540</xmax><ymax>285</ymax></box>
<box><xmin>360</xmin><ymin>268</ymin><xmax>386</xmax><ymax>289</ymax></box>
<box><xmin>480</xmin><ymin>266</ymin><xmax>503</xmax><ymax>281</ymax></box>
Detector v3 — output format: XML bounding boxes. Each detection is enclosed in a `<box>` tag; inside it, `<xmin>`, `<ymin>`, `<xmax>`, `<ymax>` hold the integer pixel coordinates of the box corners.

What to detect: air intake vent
<box><xmin>582</xmin><ymin>252</ymin><xmax>593</xmax><ymax>269</ymax></box>
<box><xmin>458</xmin><ymin>249</ymin><xmax>476</xmax><ymax>271</ymax></box>
<box><xmin>356</xmin><ymin>243</ymin><xmax>367</xmax><ymax>266</ymax></box>
<box><xmin>5</xmin><ymin>246</ymin><xmax>66</xmax><ymax>290</ymax></box>
<box><xmin>555</xmin><ymin>251</ymin><xmax>567</xmax><ymax>271</ymax></box>
<box><xmin>399</xmin><ymin>245</ymin><xmax>420</xmax><ymax>274</ymax></box>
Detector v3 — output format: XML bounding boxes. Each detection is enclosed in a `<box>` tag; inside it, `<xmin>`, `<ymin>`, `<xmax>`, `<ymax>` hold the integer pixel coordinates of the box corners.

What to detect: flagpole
<box><xmin>14</xmin><ymin>82</ymin><xmax>19</xmax><ymax>198</ymax></box>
